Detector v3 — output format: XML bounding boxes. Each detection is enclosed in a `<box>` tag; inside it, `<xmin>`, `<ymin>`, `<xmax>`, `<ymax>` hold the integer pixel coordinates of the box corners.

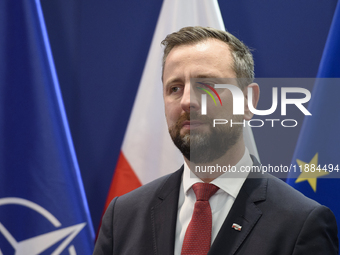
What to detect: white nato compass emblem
<box><xmin>0</xmin><ymin>197</ymin><xmax>86</xmax><ymax>255</ymax></box>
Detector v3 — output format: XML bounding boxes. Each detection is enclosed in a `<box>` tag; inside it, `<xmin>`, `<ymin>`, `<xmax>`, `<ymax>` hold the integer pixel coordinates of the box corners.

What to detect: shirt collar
<box><xmin>183</xmin><ymin>147</ymin><xmax>252</xmax><ymax>198</ymax></box>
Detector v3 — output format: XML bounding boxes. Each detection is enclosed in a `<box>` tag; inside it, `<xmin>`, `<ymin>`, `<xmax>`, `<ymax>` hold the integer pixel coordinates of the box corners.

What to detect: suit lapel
<box><xmin>209</xmin><ymin>159</ymin><xmax>267</xmax><ymax>255</ymax></box>
<box><xmin>151</xmin><ymin>166</ymin><xmax>183</xmax><ymax>255</ymax></box>
<box><xmin>150</xmin><ymin>158</ymin><xmax>267</xmax><ymax>255</ymax></box>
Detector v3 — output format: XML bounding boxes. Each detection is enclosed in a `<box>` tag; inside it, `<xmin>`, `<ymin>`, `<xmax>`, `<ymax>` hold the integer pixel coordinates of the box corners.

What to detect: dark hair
<box><xmin>161</xmin><ymin>26</ymin><xmax>254</xmax><ymax>88</ymax></box>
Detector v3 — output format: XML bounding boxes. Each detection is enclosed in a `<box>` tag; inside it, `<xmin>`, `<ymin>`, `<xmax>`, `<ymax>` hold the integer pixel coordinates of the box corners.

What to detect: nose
<box><xmin>181</xmin><ymin>83</ymin><xmax>200</xmax><ymax>112</ymax></box>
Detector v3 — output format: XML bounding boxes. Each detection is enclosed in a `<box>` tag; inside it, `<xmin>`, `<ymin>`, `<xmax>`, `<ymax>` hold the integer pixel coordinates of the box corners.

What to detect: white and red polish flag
<box><xmin>103</xmin><ymin>0</ymin><xmax>259</xmax><ymax>211</ymax></box>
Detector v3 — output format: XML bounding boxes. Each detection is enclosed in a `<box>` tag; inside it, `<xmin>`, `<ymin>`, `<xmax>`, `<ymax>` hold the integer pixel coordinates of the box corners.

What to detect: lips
<box><xmin>182</xmin><ymin>120</ymin><xmax>205</xmax><ymax>129</ymax></box>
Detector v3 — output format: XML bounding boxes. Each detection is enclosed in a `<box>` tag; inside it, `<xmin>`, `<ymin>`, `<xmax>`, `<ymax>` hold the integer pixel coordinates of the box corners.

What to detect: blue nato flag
<box><xmin>287</xmin><ymin>0</ymin><xmax>340</xmax><ymax>243</ymax></box>
<box><xmin>0</xmin><ymin>0</ymin><xmax>94</xmax><ymax>254</ymax></box>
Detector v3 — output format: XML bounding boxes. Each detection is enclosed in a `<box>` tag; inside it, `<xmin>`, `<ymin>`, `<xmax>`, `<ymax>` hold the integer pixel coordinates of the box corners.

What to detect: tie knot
<box><xmin>192</xmin><ymin>183</ymin><xmax>219</xmax><ymax>201</ymax></box>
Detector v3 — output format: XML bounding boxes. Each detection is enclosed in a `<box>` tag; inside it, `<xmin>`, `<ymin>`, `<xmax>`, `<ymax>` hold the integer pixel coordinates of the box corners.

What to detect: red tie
<box><xmin>181</xmin><ymin>183</ymin><xmax>219</xmax><ymax>255</ymax></box>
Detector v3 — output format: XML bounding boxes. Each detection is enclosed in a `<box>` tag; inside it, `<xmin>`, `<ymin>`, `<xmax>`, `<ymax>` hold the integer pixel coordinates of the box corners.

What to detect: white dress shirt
<box><xmin>174</xmin><ymin>148</ymin><xmax>253</xmax><ymax>255</ymax></box>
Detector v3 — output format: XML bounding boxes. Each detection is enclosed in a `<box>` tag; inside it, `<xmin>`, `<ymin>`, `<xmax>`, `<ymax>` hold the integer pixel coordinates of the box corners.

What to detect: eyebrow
<box><xmin>164</xmin><ymin>74</ymin><xmax>221</xmax><ymax>87</ymax></box>
<box><xmin>164</xmin><ymin>77</ymin><xmax>183</xmax><ymax>87</ymax></box>
<box><xmin>195</xmin><ymin>74</ymin><xmax>218</xmax><ymax>78</ymax></box>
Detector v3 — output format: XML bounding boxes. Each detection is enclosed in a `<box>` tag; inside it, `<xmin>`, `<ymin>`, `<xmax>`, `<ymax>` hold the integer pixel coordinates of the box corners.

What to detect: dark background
<box><xmin>40</xmin><ymin>0</ymin><xmax>338</xmax><ymax>231</ymax></box>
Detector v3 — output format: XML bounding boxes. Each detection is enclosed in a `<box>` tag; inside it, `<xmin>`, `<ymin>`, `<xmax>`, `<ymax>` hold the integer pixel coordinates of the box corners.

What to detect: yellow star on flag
<box><xmin>295</xmin><ymin>153</ymin><xmax>329</xmax><ymax>192</ymax></box>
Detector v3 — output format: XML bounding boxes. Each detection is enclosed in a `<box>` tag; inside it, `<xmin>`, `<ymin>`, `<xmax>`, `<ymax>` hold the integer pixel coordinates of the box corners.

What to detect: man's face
<box><xmin>162</xmin><ymin>39</ymin><xmax>244</xmax><ymax>163</ymax></box>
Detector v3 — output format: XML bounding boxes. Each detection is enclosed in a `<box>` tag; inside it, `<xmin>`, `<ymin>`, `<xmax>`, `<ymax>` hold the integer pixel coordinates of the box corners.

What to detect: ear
<box><xmin>243</xmin><ymin>83</ymin><xmax>259</xmax><ymax>120</ymax></box>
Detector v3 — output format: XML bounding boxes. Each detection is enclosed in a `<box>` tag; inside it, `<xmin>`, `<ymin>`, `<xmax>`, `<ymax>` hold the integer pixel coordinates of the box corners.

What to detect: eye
<box><xmin>171</xmin><ymin>86</ymin><xmax>180</xmax><ymax>93</ymax></box>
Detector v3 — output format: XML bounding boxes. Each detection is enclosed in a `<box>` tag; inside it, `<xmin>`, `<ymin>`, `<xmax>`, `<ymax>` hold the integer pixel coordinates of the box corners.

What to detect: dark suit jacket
<box><xmin>94</xmin><ymin>159</ymin><xmax>338</xmax><ymax>255</ymax></box>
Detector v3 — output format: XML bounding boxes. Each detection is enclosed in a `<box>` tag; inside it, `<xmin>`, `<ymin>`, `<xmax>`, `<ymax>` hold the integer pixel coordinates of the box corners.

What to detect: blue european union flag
<box><xmin>0</xmin><ymin>0</ymin><xmax>94</xmax><ymax>254</ymax></box>
<box><xmin>287</xmin><ymin>0</ymin><xmax>340</xmax><ymax>243</ymax></box>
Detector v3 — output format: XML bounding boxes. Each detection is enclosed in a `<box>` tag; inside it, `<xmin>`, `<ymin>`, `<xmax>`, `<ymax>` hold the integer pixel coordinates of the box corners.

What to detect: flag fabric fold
<box><xmin>287</xmin><ymin>0</ymin><xmax>340</xmax><ymax>241</ymax></box>
<box><xmin>0</xmin><ymin>0</ymin><xmax>94</xmax><ymax>253</ymax></box>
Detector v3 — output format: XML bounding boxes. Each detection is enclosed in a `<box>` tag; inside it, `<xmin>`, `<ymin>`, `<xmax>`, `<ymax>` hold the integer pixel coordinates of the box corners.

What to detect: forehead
<box><xmin>163</xmin><ymin>39</ymin><xmax>235</xmax><ymax>84</ymax></box>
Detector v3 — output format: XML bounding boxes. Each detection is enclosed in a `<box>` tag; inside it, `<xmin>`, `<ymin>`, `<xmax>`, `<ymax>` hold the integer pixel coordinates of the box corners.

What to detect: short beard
<box><xmin>169</xmin><ymin>112</ymin><xmax>243</xmax><ymax>164</ymax></box>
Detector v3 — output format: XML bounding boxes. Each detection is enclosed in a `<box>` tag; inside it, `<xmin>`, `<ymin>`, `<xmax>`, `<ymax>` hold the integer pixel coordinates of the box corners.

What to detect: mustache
<box><xmin>176</xmin><ymin>112</ymin><xmax>212</xmax><ymax>125</ymax></box>
<box><xmin>169</xmin><ymin>112</ymin><xmax>214</xmax><ymax>138</ymax></box>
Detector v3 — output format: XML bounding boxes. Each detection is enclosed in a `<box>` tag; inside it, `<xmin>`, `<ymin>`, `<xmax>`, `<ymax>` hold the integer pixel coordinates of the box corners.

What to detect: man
<box><xmin>94</xmin><ymin>26</ymin><xmax>338</xmax><ymax>254</ymax></box>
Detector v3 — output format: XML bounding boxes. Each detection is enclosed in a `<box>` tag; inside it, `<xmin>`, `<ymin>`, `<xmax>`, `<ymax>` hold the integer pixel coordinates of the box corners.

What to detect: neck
<box><xmin>184</xmin><ymin>138</ymin><xmax>245</xmax><ymax>183</ymax></box>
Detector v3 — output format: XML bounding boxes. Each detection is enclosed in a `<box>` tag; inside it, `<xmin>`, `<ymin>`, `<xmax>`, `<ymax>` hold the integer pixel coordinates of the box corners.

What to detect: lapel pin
<box><xmin>232</xmin><ymin>223</ymin><xmax>242</xmax><ymax>231</ymax></box>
